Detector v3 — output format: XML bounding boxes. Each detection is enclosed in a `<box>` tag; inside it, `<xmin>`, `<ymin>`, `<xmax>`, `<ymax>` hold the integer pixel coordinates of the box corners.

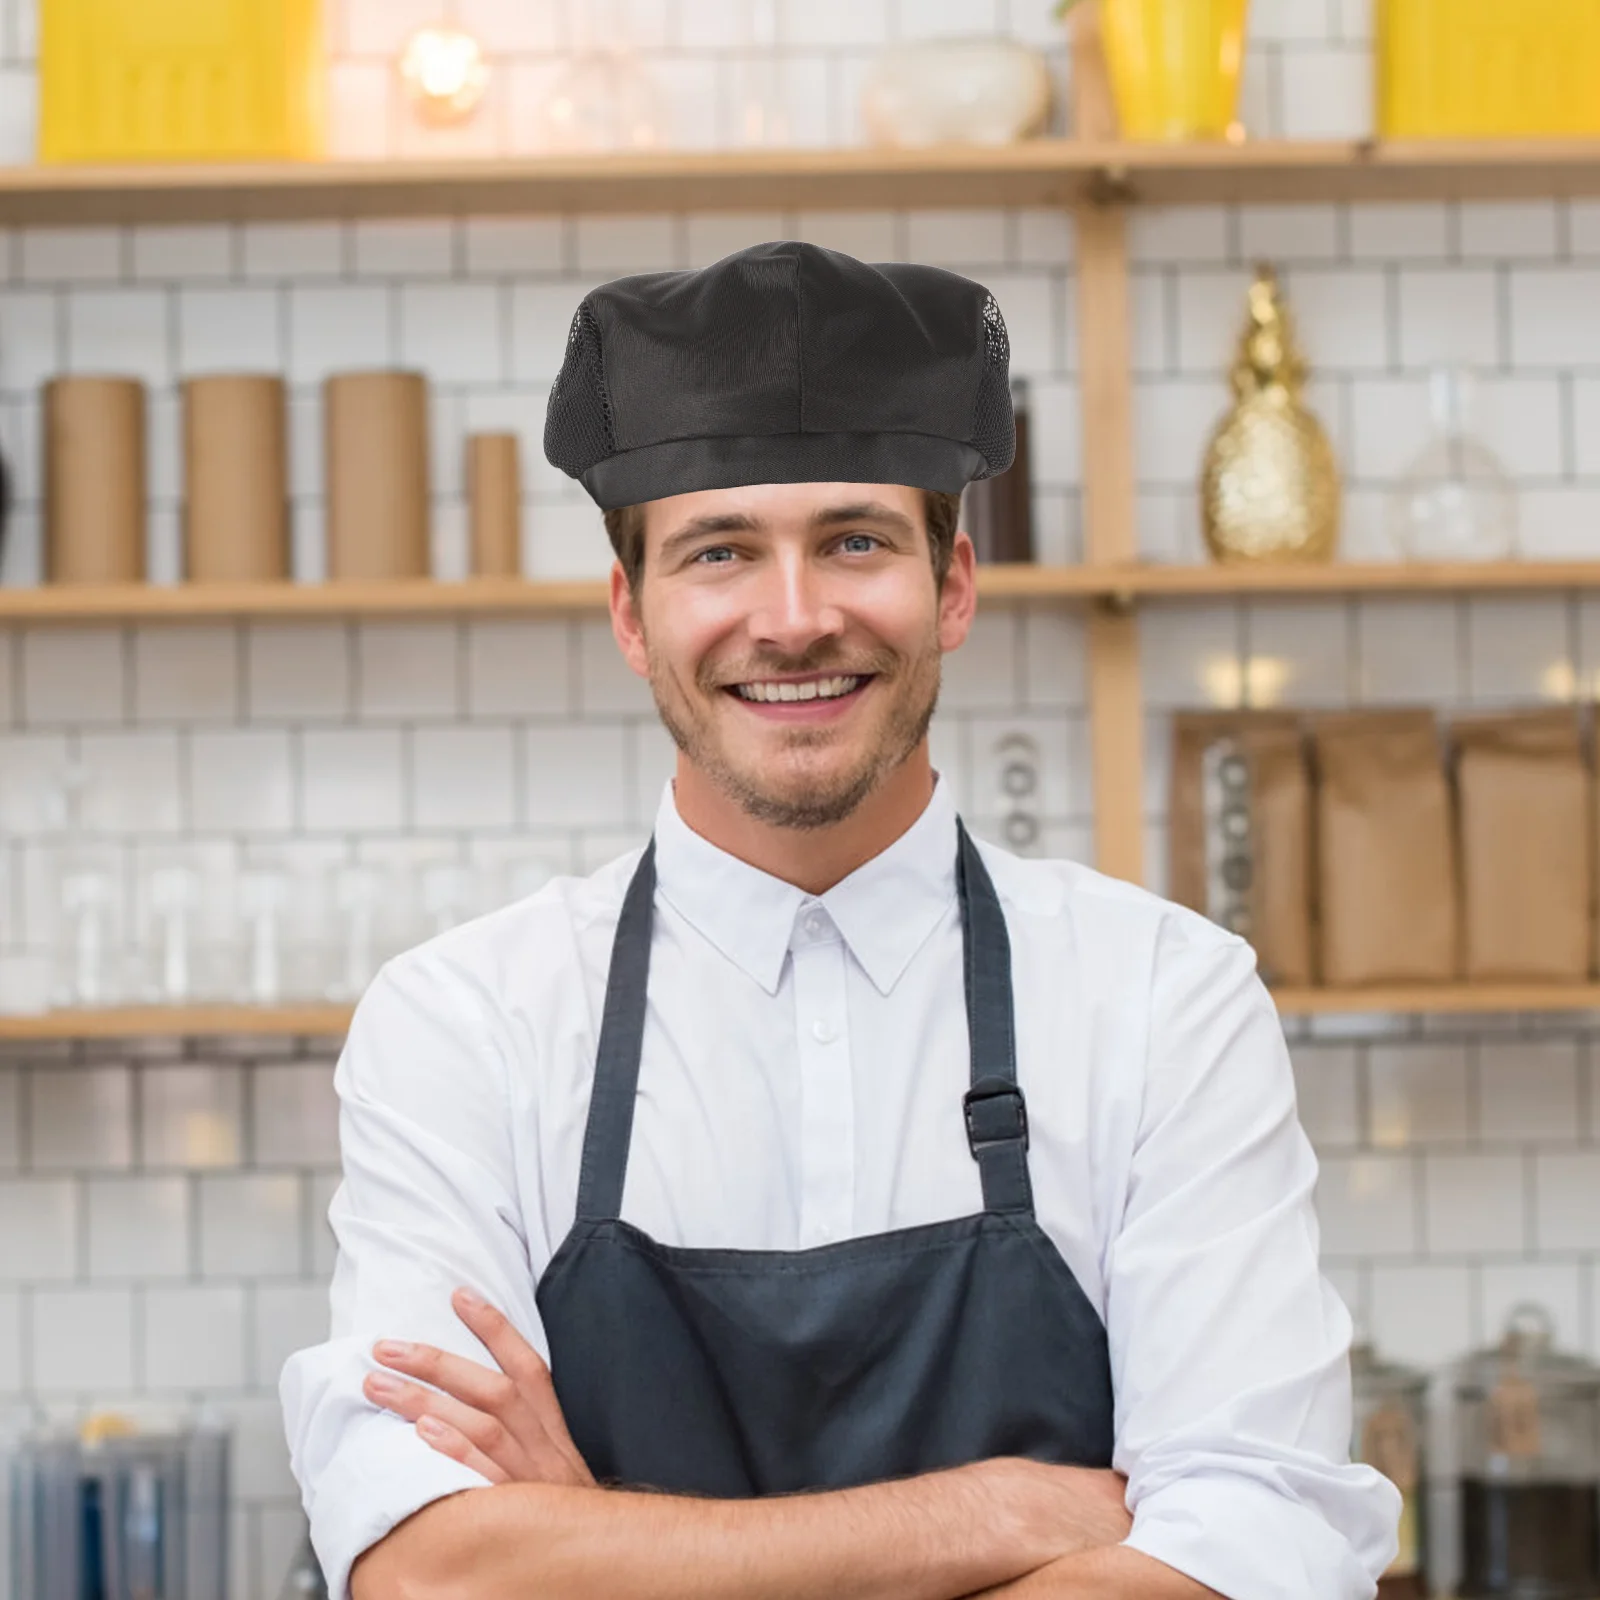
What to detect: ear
<box><xmin>937</xmin><ymin>530</ymin><xmax>979</xmax><ymax>653</ymax></box>
<box><xmin>609</xmin><ymin>562</ymin><xmax>651</xmax><ymax>680</ymax></box>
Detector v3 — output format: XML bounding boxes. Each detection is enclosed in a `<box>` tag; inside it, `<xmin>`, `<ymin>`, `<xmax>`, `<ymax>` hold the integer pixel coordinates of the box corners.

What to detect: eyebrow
<box><xmin>657</xmin><ymin>501</ymin><xmax>918</xmax><ymax>565</ymax></box>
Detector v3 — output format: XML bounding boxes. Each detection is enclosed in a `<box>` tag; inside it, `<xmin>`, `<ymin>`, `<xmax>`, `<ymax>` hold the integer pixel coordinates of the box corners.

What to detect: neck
<box><xmin>671</xmin><ymin>746</ymin><xmax>937</xmax><ymax>896</ymax></box>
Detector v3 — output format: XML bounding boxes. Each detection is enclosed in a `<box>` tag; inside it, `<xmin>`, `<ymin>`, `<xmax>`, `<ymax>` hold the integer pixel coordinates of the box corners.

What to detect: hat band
<box><xmin>582</xmin><ymin>431</ymin><xmax>986</xmax><ymax>511</ymax></box>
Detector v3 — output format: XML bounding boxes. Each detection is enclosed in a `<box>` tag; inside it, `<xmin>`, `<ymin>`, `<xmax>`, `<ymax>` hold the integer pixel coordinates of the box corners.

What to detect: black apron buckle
<box><xmin>963</xmin><ymin>1077</ymin><xmax>1029</xmax><ymax>1154</ymax></box>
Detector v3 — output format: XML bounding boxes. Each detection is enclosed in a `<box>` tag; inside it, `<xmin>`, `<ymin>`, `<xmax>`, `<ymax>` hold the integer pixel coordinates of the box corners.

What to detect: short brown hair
<box><xmin>604</xmin><ymin>489</ymin><xmax>963</xmax><ymax>595</ymax></box>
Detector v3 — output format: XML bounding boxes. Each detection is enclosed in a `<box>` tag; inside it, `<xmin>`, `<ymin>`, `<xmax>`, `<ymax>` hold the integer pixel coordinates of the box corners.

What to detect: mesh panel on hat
<box><xmin>544</xmin><ymin>304</ymin><xmax>617</xmax><ymax>480</ymax></box>
<box><xmin>969</xmin><ymin>294</ymin><xmax>1014</xmax><ymax>481</ymax></box>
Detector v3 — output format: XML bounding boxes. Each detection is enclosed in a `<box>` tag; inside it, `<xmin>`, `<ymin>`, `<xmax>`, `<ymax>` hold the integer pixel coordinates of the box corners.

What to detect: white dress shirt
<box><xmin>281</xmin><ymin>778</ymin><xmax>1400</xmax><ymax>1600</ymax></box>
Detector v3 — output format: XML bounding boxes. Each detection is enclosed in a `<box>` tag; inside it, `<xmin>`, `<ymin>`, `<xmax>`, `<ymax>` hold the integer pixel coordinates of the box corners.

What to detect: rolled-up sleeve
<box><xmin>280</xmin><ymin>953</ymin><xmax>544</xmax><ymax>1600</ymax></box>
<box><xmin>1110</xmin><ymin>917</ymin><xmax>1401</xmax><ymax>1600</ymax></box>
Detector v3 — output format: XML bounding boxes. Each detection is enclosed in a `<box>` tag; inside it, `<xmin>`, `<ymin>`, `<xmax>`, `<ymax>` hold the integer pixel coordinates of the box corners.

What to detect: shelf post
<box><xmin>1071</xmin><ymin>9</ymin><xmax>1146</xmax><ymax>886</ymax></box>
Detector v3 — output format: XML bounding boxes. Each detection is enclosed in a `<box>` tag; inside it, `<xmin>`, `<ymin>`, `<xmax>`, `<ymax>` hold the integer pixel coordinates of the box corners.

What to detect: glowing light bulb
<box><xmin>399</xmin><ymin>23</ymin><xmax>490</xmax><ymax>127</ymax></box>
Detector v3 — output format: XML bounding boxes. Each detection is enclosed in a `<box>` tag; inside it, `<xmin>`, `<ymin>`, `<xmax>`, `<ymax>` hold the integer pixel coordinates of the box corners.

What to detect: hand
<box><xmin>982</xmin><ymin>1458</ymin><xmax>1132</xmax><ymax>1568</ymax></box>
<box><xmin>365</xmin><ymin>1289</ymin><xmax>596</xmax><ymax>1488</ymax></box>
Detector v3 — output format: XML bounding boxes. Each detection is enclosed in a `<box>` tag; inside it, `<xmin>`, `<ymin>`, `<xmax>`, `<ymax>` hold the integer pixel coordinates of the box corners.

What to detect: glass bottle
<box><xmin>1454</xmin><ymin>1304</ymin><xmax>1600</xmax><ymax>1598</ymax></box>
<box><xmin>1351</xmin><ymin>1341</ymin><xmax>1430</xmax><ymax>1599</ymax></box>
<box><xmin>734</xmin><ymin>0</ymin><xmax>789</xmax><ymax>148</ymax></box>
<box><xmin>537</xmin><ymin>0</ymin><xmax>665</xmax><ymax>153</ymax></box>
<box><xmin>1388</xmin><ymin>366</ymin><xmax>1518</xmax><ymax>562</ymax></box>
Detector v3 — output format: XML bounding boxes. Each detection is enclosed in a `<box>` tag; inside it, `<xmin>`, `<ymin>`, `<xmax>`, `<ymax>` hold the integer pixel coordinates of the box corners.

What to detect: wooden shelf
<box><xmin>5</xmin><ymin>983</ymin><xmax>1597</xmax><ymax>1039</ymax></box>
<box><xmin>3</xmin><ymin>138</ymin><xmax>1600</xmax><ymax>227</ymax></box>
<box><xmin>1273</xmin><ymin>984</ymin><xmax>1600</xmax><ymax>1017</ymax></box>
<box><xmin>2</xmin><ymin>561</ymin><xmax>1596</xmax><ymax>625</ymax></box>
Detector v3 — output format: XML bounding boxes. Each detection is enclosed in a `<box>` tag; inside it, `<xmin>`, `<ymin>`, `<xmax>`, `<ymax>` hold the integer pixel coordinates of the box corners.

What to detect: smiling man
<box><xmin>281</xmin><ymin>243</ymin><xmax>1399</xmax><ymax>1600</ymax></box>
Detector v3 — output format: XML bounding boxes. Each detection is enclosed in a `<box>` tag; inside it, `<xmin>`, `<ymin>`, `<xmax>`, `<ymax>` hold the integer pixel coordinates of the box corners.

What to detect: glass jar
<box><xmin>1454</xmin><ymin>1305</ymin><xmax>1600</xmax><ymax>1599</ymax></box>
<box><xmin>1351</xmin><ymin>1342</ymin><xmax>1429</xmax><ymax>1599</ymax></box>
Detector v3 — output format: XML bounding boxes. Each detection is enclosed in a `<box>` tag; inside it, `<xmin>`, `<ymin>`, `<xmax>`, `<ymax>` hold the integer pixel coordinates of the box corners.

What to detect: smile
<box><xmin>732</xmin><ymin>676</ymin><xmax>865</xmax><ymax>704</ymax></box>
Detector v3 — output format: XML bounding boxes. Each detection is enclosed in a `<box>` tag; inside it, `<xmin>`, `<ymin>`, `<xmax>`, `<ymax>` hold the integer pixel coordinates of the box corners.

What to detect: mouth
<box><xmin>723</xmin><ymin>673</ymin><xmax>875</xmax><ymax>720</ymax></box>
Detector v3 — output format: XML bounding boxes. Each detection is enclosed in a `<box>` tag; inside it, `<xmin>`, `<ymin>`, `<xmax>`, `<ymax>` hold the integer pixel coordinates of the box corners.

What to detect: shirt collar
<box><xmin>652</xmin><ymin>778</ymin><xmax>960</xmax><ymax>998</ymax></box>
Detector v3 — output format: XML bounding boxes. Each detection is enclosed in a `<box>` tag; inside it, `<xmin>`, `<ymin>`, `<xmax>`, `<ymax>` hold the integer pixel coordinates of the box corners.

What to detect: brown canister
<box><xmin>324</xmin><ymin>371</ymin><xmax>431</xmax><ymax>581</ymax></box>
<box><xmin>467</xmin><ymin>433</ymin><xmax>522</xmax><ymax>578</ymax></box>
<box><xmin>183</xmin><ymin>375</ymin><xmax>290</xmax><ymax>583</ymax></box>
<box><xmin>44</xmin><ymin>376</ymin><xmax>147</xmax><ymax>584</ymax></box>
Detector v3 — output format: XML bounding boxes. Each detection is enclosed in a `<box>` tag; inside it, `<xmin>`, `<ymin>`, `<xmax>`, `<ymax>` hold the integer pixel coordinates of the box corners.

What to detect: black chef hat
<box><xmin>544</xmin><ymin>241</ymin><xmax>1015</xmax><ymax>511</ymax></box>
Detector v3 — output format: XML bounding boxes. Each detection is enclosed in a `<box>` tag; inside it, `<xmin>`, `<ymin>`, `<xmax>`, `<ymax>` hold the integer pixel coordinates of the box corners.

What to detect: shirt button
<box><xmin>811</xmin><ymin>1018</ymin><xmax>837</xmax><ymax>1044</ymax></box>
<box><xmin>804</xmin><ymin>911</ymin><xmax>826</xmax><ymax>938</ymax></box>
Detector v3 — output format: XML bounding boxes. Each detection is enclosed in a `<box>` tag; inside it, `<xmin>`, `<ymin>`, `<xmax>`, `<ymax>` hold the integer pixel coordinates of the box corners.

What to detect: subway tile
<box><xmin>65</xmin><ymin>287</ymin><xmax>171</xmax><ymax>387</ymax></box>
<box><xmin>0</xmin><ymin>1287</ymin><xmax>19</xmax><ymax>1389</ymax></box>
<box><xmin>1469</xmin><ymin>374</ymin><xmax>1565</xmax><ymax>481</ymax></box>
<box><xmin>141</xmin><ymin>1062</ymin><xmax>244</xmax><ymax>1171</ymax></box>
<box><xmin>20</xmin><ymin>627</ymin><xmax>124</xmax><ymax>725</ymax></box>
<box><xmin>326</xmin><ymin>59</ymin><xmax>394</xmax><ymax>161</ymax></box>
<box><xmin>1279</xmin><ymin>267</ymin><xmax>1387</xmax><ymax>371</ymax></box>
<box><xmin>0</xmin><ymin>1068</ymin><xmax>17</xmax><ymax>1170</ymax></box>
<box><xmin>1354</xmin><ymin>598</ymin><xmax>1463</xmax><ymax>705</ymax></box>
<box><xmin>1369</xmin><ymin>1263</ymin><xmax>1473</xmax><ymax>1368</ymax></box>
<box><xmin>131</xmin><ymin>626</ymin><xmax>239</xmax><ymax>722</ymax></box>
<box><xmin>411</xmin><ymin>725</ymin><xmax>517</xmax><ymax>830</ymax></box>
<box><xmin>144</xmin><ymin>1284</ymin><xmax>247</xmax><ymax>1390</ymax></box>
<box><xmin>969</xmin><ymin>711</ymin><xmax>1086</xmax><ymax>822</ymax></box>
<box><xmin>1251</xmin><ymin>0</ymin><xmax>1333</xmax><ymax>43</ymax></box>
<box><xmin>1519</xmin><ymin>487</ymin><xmax>1600</xmax><ymax>561</ymax></box>
<box><xmin>1316</xmin><ymin>1153</ymin><xmax>1418</xmax><ymax>1259</ymax></box>
<box><xmin>941</xmin><ymin>608</ymin><xmax>1022</xmax><ymax>711</ymax></box>
<box><xmin>351</xmin><ymin>218</ymin><xmax>456</xmax><ymax>279</ymax></box>
<box><xmin>246</xmin><ymin>625</ymin><xmax>352</xmax><ymax>721</ymax></box>
<box><xmin>1028</xmin><ymin>377</ymin><xmax>1082</xmax><ymax>487</ymax></box>
<box><xmin>399</xmin><ymin>282</ymin><xmax>502</xmax><ymax>385</ymax></box>
<box><xmin>31</xmin><ymin>1286</ymin><xmax>134</xmax><ymax>1392</ymax></box>
<box><xmin>253</xmin><ymin>1280</ymin><xmax>330</xmax><ymax>1390</ymax></box>
<box><xmin>1463</xmin><ymin>598</ymin><xmax>1571</xmax><ymax>706</ymax></box>
<box><xmin>1292</xmin><ymin>1044</ymin><xmax>1362</xmax><ymax>1147</ymax></box>
<box><xmin>1278</xmin><ymin>46</ymin><xmax>1371</xmax><ymax>140</ymax></box>
<box><xmin>1245</xmin><ymin>600</ymin><xmax>1351</xmax><ymax>706</ymax></box>
<box><xmin>130</xmin><ymin>225</ymin><xmax>233</xmax><ymax>282</ymax></box>
<box><xmin>0</xmin><ymin>288</ymin><xmax>60</xmax><ymax>394</ymax></box>
<box><xmin>982</xmin><ymin>270</ymin><xmax>1061</xmax><ymax>378</ymax></box>
<box><xmin>1423</xmin><ymin>1153</ymin><xmax>1525</xmax><ymax>1254</ymax></box>
<box><xmin>511</xmin><ymin>280</ymin><xmax>587</xmax><ymax>384</ymax></box>
<box><xmin>241</xmin><ymin>222</ymin><xmax>345</xmax><ymax>280</ymax></box>
<box><xmin>1459</xmin><ymin>202</ymin><xmax>1561</xmax><ymax>261</ymax></box>
<box><xmin>903</xmin><ymin>209</ymin><xmax>1009</xmax><ymax>271</ymax></box>
<box><xmin>76</xmin><ymin>730</ymin><xmax>182</xmax><ymax>835</ymax></box>
<box><xmin>524</xmin><ymin>723</ymin><xmax>628</xmax><ymax>829</ymax></box>
<box><xmin>1345</xmin><ymin>376</ymin><xmax>1433</xmax><ymax>485</ymax></box>
<box><xmin>287</xmin><ymin>284</ymin><xmax>392</xmax><ymax>384</ymax></box>
<box><xmin>464</xmin><ymin>216</ymin><xmax>565</xmax><ymax>275</ymax></box>
<box><xmin>892</xmin><ymin>0</ymin><xmax>998</xmax><ymax>36</ymax></box>
<box><xmin>29</xmin><ymin>1066</ymin><xmax>132</xmax><ymax>1171</ymax></box>
<box><xmin>1480</xmin><ymin>1040</ymin><xmax>1581</xmax><ymax>1144</ymax></box>
<box><xmin>456</xmin><ymin>0</ymin><xmax>560</xmax><ymax>52</ymax></box>
<box><xmin>355</xmin><ymin>621</ymin><xmax>460</xmax><ymax>717</ymax></box>
<box><xmin>21</xmin><ymin>227</ymin><xmax>121</xmax><ymax>284</ymax></box>
<box><xmin>1573</xmin><ymin>200</ymin><xmax>1600</xmax><ymax>259</ymax></box>
<box><xmin>0</xmin><ymin>1178</ymin><xmax>76</xmax><ymax>1281</ymax></box>
<box><xmin>653</xmin><ymin>54</ymin><xmax>720</xmax><ymax>150</ymax></box>
<box><xmin>1135</xmin><ymin>380</ymin><xmax>1221</xmax><ymax>486</ymax></box>
<box><xmin>524</xmin><ymin>500</ymin><xmax>616</xmax><ymax>580</ymax></box>
<box><xmin>1019</xmin><ymin>609</ymin><xmax>1086</xmax><ymax>712</ymax></box>
<box><xmin>1129</xmin><ymin>208</ymin><xmax>1229</xmax><ymax>267</ymax></box>
<box><xmin>1509</xmin><ymin>267</ymin><xmax>1600</xmax><ymax>367</ymax></box>
<box><xmin>1347</xmin><ymin>203</ymin><xmax>1451</xmax><ymax>262</ymax></box>
<box><xmin>1396</xmin><ymin>269</ymin><xmax>1500</xmax><ymax>370</ymax></box>
<box><xmin>253</xmin><ymin>1062</ymin><xmax>341</xmax><ymax>1168</ymax></box>
<box><xmin>465</xmin><ymin>619</ymin><xmax>572</xmax><ymax>716</ymax></box>
<box><xmin>1534</xmin><ymin>1152</ymin><xmax>1600</xmax><ymax>1252</ymax></box>
<box><xmin>1369</xmin><ymin>1043</ymin><xmax>1471</xmax><ymax>1148</ymax></box>
<box><xmin>683</xmin><ymin>212</ymin><xmax>787</xmax><ymax>270</ymax></box>
<box><xmin>213</xmin><ymin>1392</ymin><xmax>300</xmax><ymax>1499</ymax></box>
<box><xmin>178</xmin><ymin>286</ymin><xmax>284</xmax><ymax>375</ymax></box>
<box><xmin>574</xmin><ymin>215</ymin><xmax>678</xmax><ymax>274</ymax></box>
<box><xmin>791</xmin><ymin>210</ymin><xmax>899</xmax><ymax>262</ymax></box>
<box><xmin>780</xmin><ymin>0</ymin><xmax>887</xmax><ymax>49</ymax></box>
<box><xmin>1139</xmin><ymin>604</ymin><xmax>1243</xmax><ymax>709</ymax></box>
<box><xmin>1238</xmin><ymin>205</ymin><xmax>1342</xmax><ymax>264</ymax></box>
<box><xmin>190</xmin><ymin>729</ymin><xmax>295</xmax><ymax>835</ymax></box>
<box><xmin>86</xmin><ymin>1174</ymin><xmax>190</xmax><ymax>1280</ymax></box>
<box><xmin>1015</xmin><ymin>208</ymin><xmax>1075</xmax><ymax>267</ymax></box>
<box><xmin>198</xmin><ymin>1173</ymin><xmax>303</xmax><ymax>1278</ymax></box>
<box><xmin>575</xmin><ymin>616</ymin><xmax>653</xmax><ymax>716</ymax></box>
<box><xmin>300</xmin><ymin>727</ymin><xmax>404</xmax><ymax>832</ymax></box>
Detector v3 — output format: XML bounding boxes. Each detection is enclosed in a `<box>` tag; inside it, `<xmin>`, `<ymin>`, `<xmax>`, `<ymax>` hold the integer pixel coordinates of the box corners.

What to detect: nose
<box><xmin>745</xmin><ymin>547</ymin><xmax>845</xmax><ymax>658</ymax></box>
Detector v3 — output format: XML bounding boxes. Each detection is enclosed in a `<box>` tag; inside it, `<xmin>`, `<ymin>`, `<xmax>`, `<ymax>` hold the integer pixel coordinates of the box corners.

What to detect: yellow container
<box><xmin>40</xmin><ymin>0</ymin><xmax>324</xmax><ymax>163</ymax></box>
<box><xmin>1378</xmin><ymin>0</ymin><xmax>1600</xmax><ymax>137</ymax></box>
<box><xmin>1100</xmin><ymin>0</ymin><xmax>1251</xmax><ymax>140</ymax></box>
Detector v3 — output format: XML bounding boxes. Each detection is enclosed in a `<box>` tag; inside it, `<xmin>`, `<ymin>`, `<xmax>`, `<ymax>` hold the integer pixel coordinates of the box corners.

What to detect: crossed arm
<box><xmin>350</xmin><ymin>1290</ymin><xmax>1219</xmax><ymax>1600</ymax></box>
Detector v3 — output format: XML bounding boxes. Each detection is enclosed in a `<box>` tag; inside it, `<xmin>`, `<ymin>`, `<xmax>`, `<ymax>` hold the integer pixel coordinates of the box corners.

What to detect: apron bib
<box><xmin>536</xmin><ymin>821</ymin><xmax>1115</xmax><ymax>1495</ymax></box>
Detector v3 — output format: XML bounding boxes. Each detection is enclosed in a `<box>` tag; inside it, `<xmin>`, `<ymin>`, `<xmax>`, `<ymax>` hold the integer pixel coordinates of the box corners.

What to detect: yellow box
<box><xmin>40</xmin><ymin>0</ymin><xmax>324</xmax><ymax>163</ymax></box>
<box><xmin>1378</xmin><ymin>0</ymin><xmax>1600</xmax><ymax>138</ymax></box>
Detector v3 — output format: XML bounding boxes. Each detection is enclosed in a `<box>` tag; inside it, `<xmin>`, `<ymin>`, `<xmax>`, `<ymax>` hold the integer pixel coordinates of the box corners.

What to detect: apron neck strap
<box><xmin>956</xmin><ymin>823</ymin><xmax>1033</xmax><ymax>1216</ymax></box>
<box><xmin>575</xmin><ymin>824</ymin><xmax>1035</xmax><ymax>1225</ymax></box>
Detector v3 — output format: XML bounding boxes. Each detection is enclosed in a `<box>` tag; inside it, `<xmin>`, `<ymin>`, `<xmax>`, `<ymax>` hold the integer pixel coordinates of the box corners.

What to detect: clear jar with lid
<box><xmin>1351</xmin><ymin>1342</ymin><xmax>1429</xmax><ymax>1598</ymax></box>
<box><xmin>1455</xmin><ymin>1304</ymin><xmax>1600</xmax><ymax>1599</ymax></box>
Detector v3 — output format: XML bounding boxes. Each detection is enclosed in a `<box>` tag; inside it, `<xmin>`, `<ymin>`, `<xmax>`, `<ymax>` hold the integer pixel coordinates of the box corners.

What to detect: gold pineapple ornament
<box><xmin>1202</xmin><ymin>266</ymin><xmax>1340</xmax><ymax>564</ymax></box>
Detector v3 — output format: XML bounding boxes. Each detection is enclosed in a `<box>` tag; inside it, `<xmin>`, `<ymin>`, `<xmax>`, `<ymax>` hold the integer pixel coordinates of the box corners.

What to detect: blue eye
<box><xmin>840</xmin><ymin>533</ymin><xmax>878</xmax><ymax>554</ymax></box>
<box><xmin>694</xmin><ymin>546</ymin><xmax>736</xmax><ymax>564</ymax></box>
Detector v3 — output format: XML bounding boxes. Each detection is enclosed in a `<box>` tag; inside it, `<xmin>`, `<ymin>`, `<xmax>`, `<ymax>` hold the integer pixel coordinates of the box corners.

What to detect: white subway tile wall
<box><xmin>0</xmin><ymin>1</ymin><xmax>1595</xmax><ymax>1594</ymax></box>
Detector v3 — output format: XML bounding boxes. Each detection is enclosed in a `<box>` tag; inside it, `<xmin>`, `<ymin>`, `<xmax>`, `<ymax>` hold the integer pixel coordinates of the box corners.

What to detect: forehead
<box><xmin>640</xmin><ymin>482</ymin><xmax>926</xmax><ymax>544</ymax></box>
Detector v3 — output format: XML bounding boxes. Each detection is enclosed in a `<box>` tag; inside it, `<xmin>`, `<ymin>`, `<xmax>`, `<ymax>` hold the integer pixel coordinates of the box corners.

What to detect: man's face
<box><xmin>611</xmin><ymin>482</ymin><xmax>976</xmax><ymax>830</ymax></box>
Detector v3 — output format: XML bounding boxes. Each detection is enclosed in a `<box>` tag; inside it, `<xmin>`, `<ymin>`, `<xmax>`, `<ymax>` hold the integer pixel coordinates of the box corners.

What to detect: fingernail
<box><xmin>365</xmin><ymin>1373</ymin><xmax>400</xmax><ymax>1399</ymax></box>
<box><xmin>453</xmin><ymin>1289</ymin><xmax>484</xmax><ymax>1311</ymax></box>
<box><xmin>417</xmin><ymin>1416</ymin><xmax>449</xmax><ymax>1442</ymax></box>
<box><xmin>374</xmin><ymin>1340</ymin><xmax>411</xmax><ymax>1361</ymax></box>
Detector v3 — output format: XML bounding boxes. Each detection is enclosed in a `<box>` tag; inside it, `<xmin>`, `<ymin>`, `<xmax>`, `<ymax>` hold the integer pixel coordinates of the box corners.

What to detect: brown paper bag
<box><xmin>1313</xmin><ymin>710</ymin><xmax>1458</xmax><ymax>986</ymax></box>
<box><xmin>1170</xmin><ymin>711</ymin><xmax>1314</xmax><ymax>986</ymax></box>
<box><xmin>1453</xmin><ymin>709</ymin><xmax>1591</xmax><ymax>982</ymax></box>
<box><xmin>325</xmin><ymin>371</ymin><xmax>431</xmax><ymax>581</ymax></box>
<box><xmin>44</xmin><ymin>376</ymin><xmax>147</xmax><ymax>584</ymax></box>
<box><xmin>184</xmin><ymin>375</ymin><xmax>290</xmax><ymax>583</ymax></box>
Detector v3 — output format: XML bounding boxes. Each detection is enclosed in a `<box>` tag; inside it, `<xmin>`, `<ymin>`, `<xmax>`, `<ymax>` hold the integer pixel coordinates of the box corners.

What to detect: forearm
<box><xmin>972</xmin><ymin>1546</ymin><xmax>1221</xmax><ymax>1599</ymax></box>
<box><xmin>354</xmin><ymin>1462</ymin><xmax>1058</xmax><ymax>1600</ymax></box>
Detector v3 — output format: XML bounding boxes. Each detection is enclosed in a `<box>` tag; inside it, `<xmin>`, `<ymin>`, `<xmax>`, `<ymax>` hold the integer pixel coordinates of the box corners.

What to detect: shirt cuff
<box><xmin>1125</xmin><ymin>1469</ymin><xmax>1396</xmax><ymax>1600</ymax></box>
<box><xmin>307</xmin><ymin>1412</ymin><xmax>491</xmax><ymax>1600</ymax></box>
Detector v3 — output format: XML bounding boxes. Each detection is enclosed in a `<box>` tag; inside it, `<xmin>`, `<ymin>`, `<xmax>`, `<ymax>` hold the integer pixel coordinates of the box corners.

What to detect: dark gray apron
<box><xmin>536</xmin><ymin>821</ymin><xmax>1115</xmax><ymax>1495</ymax></box>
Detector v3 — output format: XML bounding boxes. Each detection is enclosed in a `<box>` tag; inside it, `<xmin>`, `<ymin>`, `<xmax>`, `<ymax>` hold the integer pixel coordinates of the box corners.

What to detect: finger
<box><xmin>414</xmin><ymin>1413</ymin><xmax>510</xmax><ymax>1486</ymax></box>
<box><xmin>363</xmin><ymin>1373</ymin><xmax>528</xmax><ymax>1473</ymax></box>
<box><xmin>373</xmin><ymin>1339</ymin><xmax>517</xmax><ymax>1415</ymax></box>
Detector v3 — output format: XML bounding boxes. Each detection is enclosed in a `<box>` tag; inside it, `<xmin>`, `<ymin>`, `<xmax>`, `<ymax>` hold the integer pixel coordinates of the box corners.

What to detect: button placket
<box><xmin>790</xmin><ymin>925</ymin><xmax>854</xmax><ymax>1249</ymax></box>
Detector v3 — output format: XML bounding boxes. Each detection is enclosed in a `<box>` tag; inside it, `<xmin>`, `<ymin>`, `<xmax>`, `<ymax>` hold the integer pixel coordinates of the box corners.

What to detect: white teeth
<box><xmin>735</xmin><ymin>675</ymin><xmax>861</xmax><ymax>704</ymax></box>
